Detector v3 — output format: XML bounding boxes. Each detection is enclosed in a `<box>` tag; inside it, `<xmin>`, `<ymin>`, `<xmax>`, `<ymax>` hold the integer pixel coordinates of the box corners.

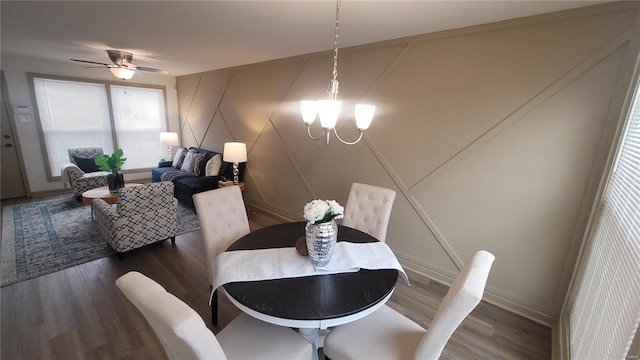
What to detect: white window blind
<box><xmin>32</xmin><ymin>76</ymin><xmax>167</xmax><ymax>178</ymax></box>
<box><xmin>34</xmin><ymin>78</ymin><xmax>113</xmax><ymax>177</ymax></box>
<box><xmin>569</xmin><ymin>82</ymin><xmax>640</xmax><ymax>359</ymax></box>
<box><xmin>111</xmin><ymin>85</ymin><xmax>166</xmax><ymax>170</ymax></box>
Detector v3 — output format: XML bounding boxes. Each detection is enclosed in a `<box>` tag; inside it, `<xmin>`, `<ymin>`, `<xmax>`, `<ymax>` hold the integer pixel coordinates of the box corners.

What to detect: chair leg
<box><xmin>170</xmin><ymin>236</ymin><xmax>175</xmax><ymax>245</ymax></box>
<box><xmin>210</xmin><ymin>285</ymin><xmax>218</xmax><ymax>325</ymax></box>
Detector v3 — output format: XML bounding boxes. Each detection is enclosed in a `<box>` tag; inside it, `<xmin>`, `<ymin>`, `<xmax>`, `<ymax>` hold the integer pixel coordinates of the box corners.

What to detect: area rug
<box><xmin>1</xmin><ymin>197</ymin><xmax>200</xmax><ymax>287</ymax></box>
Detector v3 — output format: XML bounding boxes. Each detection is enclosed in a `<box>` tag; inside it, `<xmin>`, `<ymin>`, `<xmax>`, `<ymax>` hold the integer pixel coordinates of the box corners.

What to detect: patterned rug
<box><xmin>1</xmin><ymin>197</ymin><xmax>200</xmax><ymax>287</ymax></box>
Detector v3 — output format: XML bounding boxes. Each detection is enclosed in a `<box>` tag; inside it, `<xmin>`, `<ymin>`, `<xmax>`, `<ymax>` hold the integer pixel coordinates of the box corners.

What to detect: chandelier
<box><xmin>300</xmin><ymin>0</ymin><xmax>375</xmax><ymax>145</ymax></box>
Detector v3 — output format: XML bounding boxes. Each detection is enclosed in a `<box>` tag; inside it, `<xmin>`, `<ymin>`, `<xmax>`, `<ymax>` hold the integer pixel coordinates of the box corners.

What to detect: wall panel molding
<box><xmin>176</xmin><ymin>3</ymin><xmax>640</xmax><ymax>325</ymax></box>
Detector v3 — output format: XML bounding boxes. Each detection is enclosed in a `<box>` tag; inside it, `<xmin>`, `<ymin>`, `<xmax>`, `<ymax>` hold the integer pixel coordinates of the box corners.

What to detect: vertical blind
<box><xmin>569</xmin><ymin>82</ymin><xmax>640</xmax><ymax>359</ymax></box>
<box><xmin>33</xmin><ymin>77</ymin><xmax>167</xmax><ymax>177</ymax></box>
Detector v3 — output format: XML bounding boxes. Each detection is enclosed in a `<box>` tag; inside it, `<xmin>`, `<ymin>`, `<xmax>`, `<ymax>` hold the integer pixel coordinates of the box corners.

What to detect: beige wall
<box><xmin>176</xmin><ymin>3</ymin><xmax>640</xmax><ymax>324</ymax></box>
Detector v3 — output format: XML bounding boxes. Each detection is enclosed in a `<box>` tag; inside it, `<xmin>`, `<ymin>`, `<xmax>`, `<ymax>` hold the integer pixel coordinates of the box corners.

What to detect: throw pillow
<box><xmin>172</xmin><ymin>147</ymin><xmax>188</xmax><ymax>169</ymax></box>
<box><xmin>180</xmin><ymin>151</ymin><xmax>205</xmax><ymax>173</ymax></box>
<box><xmin>73</xmin><ymin>154</ymin><xmax>100</xmax><ymax>173</ymax></box>
<box><xmin>205</xmin><ymin>154</ymin><xmax>222</xmax><ymax>176</ymax></box>
<box><xmin>193</xmin><ymin>153</ymin><xmax>209</xmax><ymax>176</ymax></box>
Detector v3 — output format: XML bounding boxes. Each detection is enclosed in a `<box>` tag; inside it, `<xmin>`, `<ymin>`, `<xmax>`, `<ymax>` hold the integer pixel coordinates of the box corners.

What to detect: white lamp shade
<box><xmin>160</xmin><ymin>132</ymin><xmax>180</xmax><ymax>146</ymax></box>
<box><xmin>318</xmin><ymin>100</ymin><xmax>341</xmax><ymax>130</ymax></box>
<box><xmin>223</xmin><ymin>142</ymin><xmax>247</xmax><ymax>163</ymax></box>
<box><xmin>110</xmin><ymin>67</ymin><xmax>135</xmax><ymax>80</ymax></box>
<box><xmin>355</xmin><ymin>104</ymin><xmax>375</xmax><ymax>130</ymax></box>
<box><xmin>300</xmin><ymin>100</ymin><xmax>319</xmax><ymax>125</ymax></box>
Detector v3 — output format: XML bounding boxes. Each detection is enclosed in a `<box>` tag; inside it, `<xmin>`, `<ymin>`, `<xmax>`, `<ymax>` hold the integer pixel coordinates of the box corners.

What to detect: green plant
<box><xmin>94</xmin><ymin>149</ymin><xmax>127</xmax><ymax>171</ymax></box>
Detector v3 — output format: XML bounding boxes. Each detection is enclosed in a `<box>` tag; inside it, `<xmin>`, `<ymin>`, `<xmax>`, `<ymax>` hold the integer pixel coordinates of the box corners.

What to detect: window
<box><xmin>110</xmin><ymin>85</ymin><xmax>167</xmax><ymax>170</ymax></box>
<box><xmin>31</xmin><ymin>75</ymin><xmax>168</xmax><ymax>178</ymax></box>
<box><xmin>569</xmin><ymin>80</ymin><xmax>640</xmax><ymax>359</ymax></box>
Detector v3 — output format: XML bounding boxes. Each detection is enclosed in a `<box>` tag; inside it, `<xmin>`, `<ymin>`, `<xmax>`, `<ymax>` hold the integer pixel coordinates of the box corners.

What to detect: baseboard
<box><xmin>16</xmin><ymin>177</ymin><xmax>152</xmax><ymax>200</ymax></box>
<box><xmin>244</xmin><ymin>200</ymin><xmax>297</xmax><ymax>223</ymax></box>
<box><xmin>25</xmin><ymin>188</ymin><xmax>73</xmax><ymax>198</ymax></box>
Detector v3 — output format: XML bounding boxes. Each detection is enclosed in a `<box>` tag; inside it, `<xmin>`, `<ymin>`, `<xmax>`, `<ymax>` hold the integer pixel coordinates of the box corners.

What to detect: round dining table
<box><xmin>222</xmin><ymin>222</ymin><xmax>399</xmax><ymax>355</ymax></box>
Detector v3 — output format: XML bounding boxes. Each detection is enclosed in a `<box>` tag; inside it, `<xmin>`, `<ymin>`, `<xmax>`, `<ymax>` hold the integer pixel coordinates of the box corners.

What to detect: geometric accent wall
<box><xmin>176</xmin><ymin>3</ymin><xmax>640</xmax><ymax>324</ymax></box>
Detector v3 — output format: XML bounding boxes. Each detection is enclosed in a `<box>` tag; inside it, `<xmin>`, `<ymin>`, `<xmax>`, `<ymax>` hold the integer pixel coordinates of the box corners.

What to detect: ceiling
<box><xmin>1</xmin><ymin>1</ymin><xmax>608</xmax><ymax>77</ymax></box>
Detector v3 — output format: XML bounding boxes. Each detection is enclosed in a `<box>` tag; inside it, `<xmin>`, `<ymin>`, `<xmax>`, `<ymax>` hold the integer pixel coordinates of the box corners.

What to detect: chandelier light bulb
<box><xmin>318</xmin><ymin>100</ymin><xmax>341</xmax><ymax>130</ymax></box>
<box><xmin>300</xmin><ymin>100</ymin><xmax>319</xmax><ymax>125</ymax></box>
<box><xmin>355</xmin><ymin>104</ymin><xmax>375</xmax><ymax>131</ymax></box>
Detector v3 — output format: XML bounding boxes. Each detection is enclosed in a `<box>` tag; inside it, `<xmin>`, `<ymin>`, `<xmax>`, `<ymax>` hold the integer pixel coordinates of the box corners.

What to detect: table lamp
<box><xmin>223</xmin><ymin>142</ymin><xmax>247</xmax><ymax>185</ymax></box>
<box><xmin>160</xmin><ymin>132</ymin><xmax>180</xmax><ymax>160</ymax></box>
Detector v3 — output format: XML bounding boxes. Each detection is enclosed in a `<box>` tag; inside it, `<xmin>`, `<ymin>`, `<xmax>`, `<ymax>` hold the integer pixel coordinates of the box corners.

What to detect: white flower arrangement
<box><xmin>303</xmin><ymin>199</ymin><xmax>344</xmax><ymax>225</ymax></box>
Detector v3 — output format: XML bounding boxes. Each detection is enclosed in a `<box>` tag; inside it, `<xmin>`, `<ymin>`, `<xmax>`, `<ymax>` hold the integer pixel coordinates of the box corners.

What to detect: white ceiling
<box><xmin>1</xmin><ymin>1</ymin><xmax>608</xmax><ymax>77</ymax></box>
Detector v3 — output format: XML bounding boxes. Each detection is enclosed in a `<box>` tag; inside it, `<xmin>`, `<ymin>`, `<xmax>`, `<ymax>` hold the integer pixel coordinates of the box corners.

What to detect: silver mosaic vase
<box><xmin>305</xmin><ymin>220</ymin><xmax>338</xmax><ymax>268</ymax></box>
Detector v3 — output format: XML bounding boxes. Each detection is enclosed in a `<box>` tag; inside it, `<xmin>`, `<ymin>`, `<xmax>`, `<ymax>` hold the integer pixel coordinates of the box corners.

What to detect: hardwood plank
<box><xmin>50</xmin><ymin>330</ymin><xmax>85</xmax><ymax>360</ymax></box>
<box><xmin>1</xmin><ymin>195</ymin><xmax>551</xmax><ymax>359</ymax></box>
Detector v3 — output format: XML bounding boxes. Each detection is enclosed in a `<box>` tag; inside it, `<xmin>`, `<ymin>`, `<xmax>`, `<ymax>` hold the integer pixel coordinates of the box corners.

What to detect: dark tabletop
<box><xmin>224</xmin><ymin>222</ymin><xmax>399</xmax><ymax>321</ymax></box>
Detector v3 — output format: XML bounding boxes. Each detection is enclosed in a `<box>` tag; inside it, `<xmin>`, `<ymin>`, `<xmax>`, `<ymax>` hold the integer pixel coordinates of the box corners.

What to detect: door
<box><xmin>1</xmin><ymin>72</ymin><xmax>27</xmax><ymax>199</ymax></box>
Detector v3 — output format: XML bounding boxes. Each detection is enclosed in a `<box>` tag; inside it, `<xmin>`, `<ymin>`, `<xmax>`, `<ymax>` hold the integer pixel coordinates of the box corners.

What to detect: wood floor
<box><xmin>1</xmin><ymin>195</ymin><xmax>551</xmax><ymax>359</ymax></box>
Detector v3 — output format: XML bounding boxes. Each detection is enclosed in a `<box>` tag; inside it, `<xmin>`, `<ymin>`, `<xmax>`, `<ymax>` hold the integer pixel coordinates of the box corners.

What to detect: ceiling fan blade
<box><xmin>135</xmin><ymin>66</ymin><xmax>168</xmax><ymax>74</ymax></box>
<box><xmin>71</xmin><ymin>59</ymin><xmax>110</xmax><ymax>66</ymax></box>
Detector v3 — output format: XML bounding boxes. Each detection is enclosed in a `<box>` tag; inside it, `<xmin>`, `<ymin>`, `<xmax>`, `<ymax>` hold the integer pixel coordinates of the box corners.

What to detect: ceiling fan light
<box><xmin>110</xmin><ymin>67</ymin><xmax>135</xmax><ymax>80</ymax></box>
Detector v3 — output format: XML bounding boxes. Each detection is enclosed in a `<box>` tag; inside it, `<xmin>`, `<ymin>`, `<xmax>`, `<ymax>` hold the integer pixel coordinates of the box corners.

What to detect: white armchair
<box><xmin>61</xmin><ymin>147</ymin><xmax>110</xmax><ymax>198</ymax></box>
<box><xmin>323</xmin><ymin>250</ymin><xmax>495</xmax><ymax>360</ymax></box>
<box><xmin>94</xmin><ymin>182</ymin><xmax>178</xmax><ymax>257</ymax></box>
<box><xmin>116</xmin><ymin>271</ymin><xmax>312</xmax><ymax>360</ymax></box>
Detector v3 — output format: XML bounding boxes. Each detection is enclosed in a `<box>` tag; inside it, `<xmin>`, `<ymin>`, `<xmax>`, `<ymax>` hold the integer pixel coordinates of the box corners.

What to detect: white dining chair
<box><xmin>116</xmin><ymin>271</ymin><xmax>312</xmax><ymax>360</ymax></box>
<box><xmin>342</xmin><ymin>182</ymin><xmax>396</xmax><ymax>242</ymax></box>
<box><xmin>323</xmin><ymin>250</ymin><xmax>495</xmax><ymax>360</ymax></box>
<box><xmin>193</xmin><ymin>186</ymin><xmax>250</xmax><ymax>325</ymax></box>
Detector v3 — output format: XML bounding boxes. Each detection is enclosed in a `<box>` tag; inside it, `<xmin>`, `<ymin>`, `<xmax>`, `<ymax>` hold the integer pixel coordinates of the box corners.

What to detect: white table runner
<box><xmin>210</xmin><ymin>241</ymin><xmax>408</xmax><ymax>303</ymax></box>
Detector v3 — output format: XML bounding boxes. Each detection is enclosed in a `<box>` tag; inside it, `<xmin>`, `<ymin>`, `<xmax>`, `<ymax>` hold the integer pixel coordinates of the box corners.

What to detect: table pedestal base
<box><xmin>298</xmin><ymin>328</ymin><xmax>330</xmax><ymax>360</ymax></box>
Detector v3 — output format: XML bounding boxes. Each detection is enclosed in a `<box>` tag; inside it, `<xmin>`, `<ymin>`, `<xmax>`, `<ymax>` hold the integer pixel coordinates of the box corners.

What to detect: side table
<box><xmin>82</xmin><ymin>183</ymin><xmax>142</xmax><ymax>219</ymax></box>
<box><xmin>218</xmin><ymin>180</ymin><xmax>245</xmax><ymax>191</ymax></box>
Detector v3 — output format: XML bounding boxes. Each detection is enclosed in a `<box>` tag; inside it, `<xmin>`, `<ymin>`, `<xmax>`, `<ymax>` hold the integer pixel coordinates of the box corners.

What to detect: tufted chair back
<box><xmin>117</xmin><ymin>271</ymin><xmax>313</xmax><ymax>360</ymax></box>
<box><xmin>342</xmin><ymin>182</ymin><xmax>396</xmax><ymax>242</ymax></box>
<box><xmin>322</xmin><ymin>250</ymin><xmax>495</xmax><ymax>359</ymax></box>
<box><xmin>193</xmin><ymin>186</ymin><xmax>250</xmax><ymax>284</ymax></box>
<box><xmin>413</xmin><ymin>250</ymin><xmax>495</xmax><ymax>358</ymax></box>
<box><xmin>116</xmin><ymin>272</ymin><xmax>228</xmax><ymax>360</ymax></box>
<box><xmin>68</xmin><ymin>147</ymin><xmax>104</xmax><ymax>165</ymax></box>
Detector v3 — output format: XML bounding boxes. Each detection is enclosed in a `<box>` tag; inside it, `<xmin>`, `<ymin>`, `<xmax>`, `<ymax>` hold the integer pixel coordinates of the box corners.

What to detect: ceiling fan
<box><xmin>71</xmin><ymin>50</ymin><xmax>168</xmax><ymax>80</ymax></box>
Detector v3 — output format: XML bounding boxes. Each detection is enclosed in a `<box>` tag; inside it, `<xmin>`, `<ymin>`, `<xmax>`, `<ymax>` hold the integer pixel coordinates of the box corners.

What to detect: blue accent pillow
<box><xmin>73</xmin><ymin>154</ymin><xmax>101</xmax><ymax>173</ymax></box>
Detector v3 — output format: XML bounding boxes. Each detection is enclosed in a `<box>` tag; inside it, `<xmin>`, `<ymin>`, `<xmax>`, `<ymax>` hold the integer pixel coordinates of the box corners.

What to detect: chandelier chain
<box><xmin>332</xmin><ymin>0</ymin><xmax>340</xmax><ymax>82</ymax></box>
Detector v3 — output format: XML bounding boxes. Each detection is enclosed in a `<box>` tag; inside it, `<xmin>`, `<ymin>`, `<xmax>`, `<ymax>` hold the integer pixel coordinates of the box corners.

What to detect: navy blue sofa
<box><xmin>151</xmin><ymin>147</ymin><xmax>245</xmax><ymax>209</ymax></box>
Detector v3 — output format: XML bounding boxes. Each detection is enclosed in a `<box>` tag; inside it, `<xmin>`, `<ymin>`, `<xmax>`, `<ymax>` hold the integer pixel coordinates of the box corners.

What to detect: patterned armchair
<box><xmin>61</xmin><ymin>147</ymin><xmax>110</xmax><ymax>198</ymax></box>
<box><xmin>93</xmin><ymin>182</ymin><xmax>178</xmax><ymax>257</ymax></box>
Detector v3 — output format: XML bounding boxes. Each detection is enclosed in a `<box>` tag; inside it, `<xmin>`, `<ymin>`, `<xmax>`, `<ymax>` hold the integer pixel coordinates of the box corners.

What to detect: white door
<box><xmin>1</xmin><ymin>72</ymin><xmax>27</xmax><ymax>200</ymax></box>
